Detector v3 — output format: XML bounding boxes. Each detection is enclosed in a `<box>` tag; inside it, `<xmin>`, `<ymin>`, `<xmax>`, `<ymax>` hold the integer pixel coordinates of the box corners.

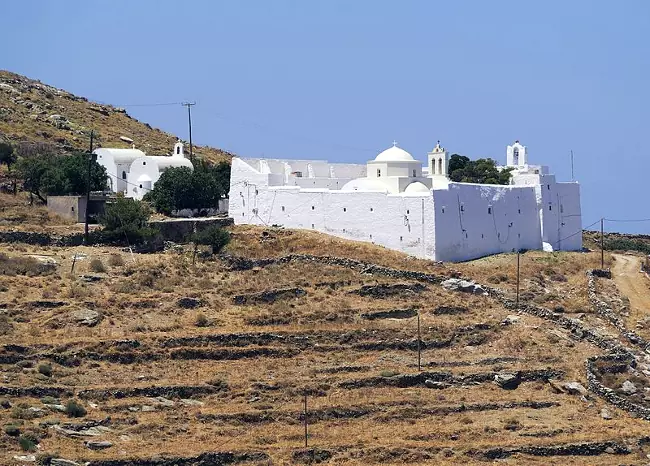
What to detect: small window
<box><xmin>143</xmin><ymin>161</ymin><xmax>146</xmax><ymax>165</ymax></box>
<box><xmin>370</xmin><ymin>207</ymin><xmax>373</xmax><ymax>212</ymax></box>
<box><xmin>312</xmin><ymin>206</ymin><xmax>315</xmax><ymax>210</ymax></box>
<box><xmin>122</xmin><ymin>171</ymin><xmax>127</xmax><ymax>180</ymax></box>
<box><xmin>71</xmin><ymin>206</ymin><xmax>75</xmax><ymax>212</ymax></box>
<box><xmin>560</xmin><ymin>204</ymin><xmax>564</xmax><ymax>213</ymax></box>
<box><xmin>377</xmin><ymin>169</ymin><xmax>381</xmax><ymax>177</ymax></box>
<box><xmin>176</xmin><ymin>146</ymin><xmax>180</xmax><ymax>154</ymax></box>
<box><xmin>343</xmin><ymin>228</ymin><xmax>346</xmax><ymax>233</ymax></box>
<box><xmin>406</xmin><ymin>209</ymin><xmax>410</xmax><ymax>214</ymax></box>
<box><xmin>370</xmin><ymin>234</ymin><xmax>373</xmax><ymax>239</ymax></box>
<box><xmin>255</xmin><ymin>189</ymin><xmax>258</xmax><ymax>195</ymax></box>
<box><xmin>487</xmin><ymin>207</ymin><xmax>492</xmax><ymax>215</ymax></box>
<box><xmin>547</xmin><ymin>184</ymin><xmax>550</xmax><ymax>190</ymax></box>
<box><xmin>139</xmin><ymin>184</ymin><xmax>143</xmax><ymax>188</ymax></box>
<box><xmin>281</xmin><ymin>206</ymin><xmax>285</xmax><ymax>212</ymax></box>
<box><xmin>518</xmin><ymin>233</ymin><xmax>521</xmax><ymax>238</ymax></box>
<box><xmin>412</xmin><ymin>169</ymin><xmax>416</xmax><ymax>177</ymax></box>
<box><xmin>441</xmin><ymin>207</ymin><xmax>445</xmax><ymax>214</ymax></box>
<box><xmin>400</xmin><ymin>236</ymin><xmax>403</xmax><ymax>241</ymax></box>
<box><xmin>498</xmin><ymin>232</ymin><xmax>501</xmax><ymax>238</ymax></box>
<box><xmin>242</xmin><ymin>212</ymin><xmax>245</xmax><ymax>217</ymax></box>
<box><xmin>465</xmin><ymin>232</ymin><xmax>468</xmax><ymax>239</ymax></box>
<box><xmin>549</xmin><ymin>205</ymin><xmax>552</xmax><ymax>211</ymax></box>
<box><xmin>460</xmin><ymin>205</ymin><xmax>464</xmax><ymax>212</ymax></box>
<box><xmin>481</xmin><ymin>234</ymin><xmax>484</xmax><ymax>239</ymax></box>
<box><xmin>343</xmin><ymin>207</ymin><xmax>346</xmax><ymax>212</ymax></box>
<box><xmin>312</xmin><ymin>224</ymin><xmax>315</xmax><ymax>229</ymax></box>
<box><xmin>518</xmin><ymin>209</ymin><xmax>521</xmax><ymax>214</ymax></box>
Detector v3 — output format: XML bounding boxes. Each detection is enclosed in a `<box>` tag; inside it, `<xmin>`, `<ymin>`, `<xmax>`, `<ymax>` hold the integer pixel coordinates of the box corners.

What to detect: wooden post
<box><xmin>417</xmin><ymin>309</ymin><xmax>421</xmax><ymax>372</ymax></box>
<box><xmin>601</xmin><ymin>218</ymin><xmax>605</xmax><ymax>270</ymax></box>
<box><xmin>70</xmin><ymin>255</ymin><xmax>77</xmax><ymax>275</ymax></box>
<box><xmin>516</xmin><ymin>250</ymin><xmax>520</xmax><ymax>309</ymax></box>
<box><xmin>303</xmin><ymin>394</ymin><xmax>308</xmax><ymax>448</ymax></box>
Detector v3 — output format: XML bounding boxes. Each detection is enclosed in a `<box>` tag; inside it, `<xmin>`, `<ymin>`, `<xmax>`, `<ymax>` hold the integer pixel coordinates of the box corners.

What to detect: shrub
<box><xmin>100</xmin><ymin>198</ymin><xmax>158</xmax><ymax>246</ymax></box>
<box><xmin>89</xmin><ymin>258</ymin><xmax>107</xmax><ymax>273</ymax></box>
<box><xmin>37</xmin><ymin>363</ymin><xmax>52</xmax><ymax>377</ymax></box>
<box><xmin>108</xmin><ymin>253</ymin><xmax>124</xmax><ymax>267</ymax></box>
<box><xmin>19</xmin><ymin>435</ymin><xmax>37</xmax><ymax>451</ymax></box>
<box><xmin>4</xmin><ymin>424</ymin><xmax>20</xmax><ymax>436</ymax></box>
<box><xmin>64</xmin><ymin>399</ymin><xmax>86</xmax><ymax>418</ymax></box>
<box><xmin>194</xmin><ymin>313</ymin><xmax>209</xmax><ymax>327</ymax></box>
<box><xmin>192</xmin><ymin>226</ymin><xmax>231</xmax><ymax>255</ymax></box>
<box><xmin>0</xmin><ymin>254</ymin><xmax>55</xmax><ymax>277</ymax></box>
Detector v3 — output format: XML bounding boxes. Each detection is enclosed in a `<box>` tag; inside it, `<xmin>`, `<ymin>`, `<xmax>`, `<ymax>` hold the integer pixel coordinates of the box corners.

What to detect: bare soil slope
<box><xmin>0</xmin><ymin>70</ymin><xmax>231</xmax><ymax>163</ymax></box>
<box><xmin>1</xmin><ymin>227</ymin><xmax>650</xmax><ymax>464</ymax></box>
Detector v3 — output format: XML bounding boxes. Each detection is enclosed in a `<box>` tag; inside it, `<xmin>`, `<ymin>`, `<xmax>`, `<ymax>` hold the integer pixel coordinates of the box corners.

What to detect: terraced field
<box><xmin>2</xmin><ymin>227</ymin><xmax>650</xmax><ymax>465</ymax></box>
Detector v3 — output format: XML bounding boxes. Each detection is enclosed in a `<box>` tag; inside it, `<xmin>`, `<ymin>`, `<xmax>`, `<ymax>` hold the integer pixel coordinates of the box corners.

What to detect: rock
<box><xmin>71</xmin><ymin>309</ymin><xmax>102</xmax><ymax>327</ymax></box>
<box><xmin>51</xmin><ymin>460</ymin><xmax>80</xmax><ymax>466</ymax></box>
<box><xmin>141</xmin><ymin>405</ymin><xmax>156</xmax><ymax>412</ymax></box>
<box><xmin>605</xmin><ymin>447</ymin><xmax>615</xmax><ymax>454</ymax></box>
<box><xmin>424</xmin><ymin>379</ymin><xmax>449</xmax><ymax>389</ymax></box>
<box><xmin>494</xmin><ymin>372</ymin><xmax>522</xmax><ymax>390</ymax></box>
<box><xmin>180</xmin><ymin>398</ymin><xmax>204</xmax><ymax>406</ymax></box>
<box><xmin>151</xmin><ymin>396</ymin><xmax>175</xmax><ymax>407</ymax></box>
<box><xmin>52</xmin><ymin>425</ymin><xmax>111</xmax><ymax>437</ymax></box>
<box><xmin>441</xmin><ymin>278</ymin><xmax>486</xmax><ymax>295</ymax></box>
<box><xmin>44</xmin><ymin>403</ymin><xmax>67</xmax><ymax>412</ymax></box>
<box><xmin>563</xmin><ymin>382</ymin><xmax>588</xmax><ymax>397</ymax></box>
<box><xmin>79</xmin><ymin>275</ymin><xmax>102</xmax><ymax>282</ymax></box>
<box><xmin>178</xmin><ymin>297</ymin><xmax>202</xmax><ymax>309</ymax></box>
<box><xmin>13</xmin><ymin>455</ymin><xmax>36</xmax><ymax>462</ymax></box>
<box><xmin>85</xmin><ymin>440</ymin><xmax>113</xmax><ymax>450</ymax></box>
<box><xmin>501</xmin><ymin>315</ymin><xmax>521</xmax><ymax>326</ymax></box>
<box><xmin>600</xmin><ymin>408</ymin><xmax>612</xmax><ymax>420</ymax></box>
<box><xmin>621</xmin><ymin>380</ymin><xmax>637</xmax><ymax>395</ymax></box>
<box><xmin>547</xmin><ymin>379</ymin><xmax>566</xmax><ymax>394</ymax></box>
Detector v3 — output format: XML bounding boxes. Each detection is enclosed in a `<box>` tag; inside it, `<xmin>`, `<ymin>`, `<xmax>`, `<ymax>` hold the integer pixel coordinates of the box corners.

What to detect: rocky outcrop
<box><xmin>233</xmin><ymin>288</ymin><xmax>306</xmax><ymax>305</ymax></box>
<box><xmin>351</xmin><ymin>283</ymin><xmax>426</xmax><ymax>298</ymax></box>
<box><xmin>360</xmin><ymin>309</ymin><xmax>418</xmax><ymax>320</ymax></box>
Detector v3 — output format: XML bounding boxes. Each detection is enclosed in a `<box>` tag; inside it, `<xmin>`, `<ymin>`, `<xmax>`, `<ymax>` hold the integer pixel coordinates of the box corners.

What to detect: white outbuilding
<box><xmin>93</xmin><ymin>147</ymin><xmax>146</xmax><ymax>194</ymax></box>
<box><xmin>127</xmin><ymin>142</ymin><xmax>193</xmax><ymax>200</ymax></box>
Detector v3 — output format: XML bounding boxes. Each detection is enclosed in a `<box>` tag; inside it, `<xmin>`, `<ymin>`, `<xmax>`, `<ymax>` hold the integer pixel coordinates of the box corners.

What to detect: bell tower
<box><xmin>506</xmin><ymin>140</ymin><xmax>527</xmax><ymax>167</ymax></box>
<box><xmin>173</xmin><ymin>140</ymin><xmax>185</xmax><ymax>158</ymax></box>
<box><xmin>428</xmin><ymin>141</ymin><xmax>448</xmax><ymax>177</ymax></box>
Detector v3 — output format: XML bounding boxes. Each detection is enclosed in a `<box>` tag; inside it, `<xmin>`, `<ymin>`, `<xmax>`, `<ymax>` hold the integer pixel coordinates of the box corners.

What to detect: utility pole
<box><xmin>182</xmin><ymin>102</ymin><xmax>196</xmax><ymax>162</ymax></box>
<box><xmin>570</xmin><ymin>150</ymin><xmax>575</xmax><ymax>182</ymax></box>
<box><xmin>516</xmin><ymin>250</ymin><xmax>520</xmax><ymax>309</ymax></box>
<box><xmin>601</xmin><ymin>218</ymin><xmax>605</xmax><ymax>270</ymax></box>
<box><xmin>84</xmin><ymin>130</ymin><xmax>94</xmax><ymax>244</ymax></box>
<box><xmin>303</xmin><ymin>394</ymin><xmax>308</xmax><ymax>448</ymax></box>
<box><xmin>417</xmin><ymin>309</ymin><xmax>421</xmax><ymax>372</ymax></box>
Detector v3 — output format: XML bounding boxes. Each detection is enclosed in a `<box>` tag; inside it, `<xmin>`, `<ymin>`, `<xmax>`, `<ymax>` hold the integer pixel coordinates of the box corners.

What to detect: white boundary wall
<box><xmin>229</xmin><ymin>157</ymin><xmax>582</xmax><ymax>262</ymax></box>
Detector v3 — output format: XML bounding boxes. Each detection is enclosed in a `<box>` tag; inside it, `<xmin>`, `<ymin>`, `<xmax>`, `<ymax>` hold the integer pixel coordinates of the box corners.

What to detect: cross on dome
<box><xmin>392</xmin><ymin>140</ymin><xmax>398</xmax><ymax>147</ymax></box>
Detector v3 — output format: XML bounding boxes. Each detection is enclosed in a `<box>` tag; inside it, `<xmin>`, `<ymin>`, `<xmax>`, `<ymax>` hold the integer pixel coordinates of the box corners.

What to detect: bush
<box><xmin>89</xmin><ymin>258</ymin><xmax>107</xmax><ymax>273</ymax></box>
<box><xmin>192</xmin><ymin>226</ymin><xmax>230</xmax><ymax>255</ymax></box>
<box><xmin>19</xmin><ymin>435</ymin><xmax>37</xmax><ymax>451</ymax></box>
<box><xmin>100</xmin><ymin>198</ymin><xmax>158</xmax><ymax>246</ymax></box>
<box><xmin>37</xmin><ymin>363</ymin><xmax>52</xmax><ymax>377</ymax></box>
<box><xmin>194</xmin><ymin>313</ymin><xmax>209</xmax><ymax>327</ymax></box>
<box><xmin>108</xmin><ymin>253</ymin><xmax>125</xmax><ymax>267</ymax></box>
<box><xmin>0</xmin><ymin>254</ymin><xmax>55</xmax><ymax>277</ymax></box>
<box><xmin>4</xmin><ymin>424</ymin><xmax>20</xmax><ymax>436</ymax></box>
<box><xmin>64</xmin><ymin>399</ymin><xmax>86</xmax><ymax>418</ymax></box>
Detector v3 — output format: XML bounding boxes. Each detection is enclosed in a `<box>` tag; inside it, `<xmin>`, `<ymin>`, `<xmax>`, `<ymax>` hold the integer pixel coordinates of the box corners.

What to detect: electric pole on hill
<box><xmin>182</xmin><ymin>102</ymin><xmax>196</xmax><ymax>162</ymax></box>
<box><xmin>84</xmin><ymin>130</ymin><xmax>94</xmax><ymax>244</ymax></box>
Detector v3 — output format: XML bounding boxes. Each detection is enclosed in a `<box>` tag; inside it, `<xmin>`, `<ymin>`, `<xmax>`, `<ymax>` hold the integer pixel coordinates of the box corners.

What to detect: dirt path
<box><xmin>612</xmin><ymin>254</ymin><xmax>650</xmax><ymax>327</ymax></box>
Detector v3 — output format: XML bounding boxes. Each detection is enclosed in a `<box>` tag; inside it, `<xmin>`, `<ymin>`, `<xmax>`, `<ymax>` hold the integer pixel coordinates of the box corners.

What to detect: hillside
<box><xmin>0</xmin><ymin>70</ymin><xmax>232</xmax><ymax>163</ymax></box>
<box><xmin>2</xmin><ymin>224</ymin><xmax>650</xmax><ymax>464</ymax></box>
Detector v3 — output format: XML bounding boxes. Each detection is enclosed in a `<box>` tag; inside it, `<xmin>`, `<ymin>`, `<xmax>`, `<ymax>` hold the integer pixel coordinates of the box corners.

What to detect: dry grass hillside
<box><xmin>2</xmin><ymin>223</ymin><xmax>650</xmax><ymax>465</ymax></box>
<box><xmin>0</xmin><ymin>70</ymin><xmax>231</xmax><ymax>163</ymax></box>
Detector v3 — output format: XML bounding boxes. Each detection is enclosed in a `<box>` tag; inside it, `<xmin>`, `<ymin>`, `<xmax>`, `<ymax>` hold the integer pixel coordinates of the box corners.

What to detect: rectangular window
<box><xmin>377</xmin><ymin>169</ymin><xmax>381</xmax><ymax>177</ymax></box>
<box><xmin>412</xmin><ymin>169</ymin><xmax>416</xmax><ymax>177</ymax></box>
<box><xmin>487</xmin><ymin>207</ymin><xmax>492</xmax><ymax>215</ymax></box>
<box><xmin>311</xmin><ymin>206</ymin><xmax>315</xmax><ymax>210</ymax></box>
<box><xmin>560</xmin><ymin>204</ymin><xmax>564</xmax><ymax>213</ymax></box>
<box><xmin>441</xmin><ymin>207</ymin><xmax>445</xmax><ymax>214</ymax></box>
<box><xmin>343</xmin><ymin>207</ymin><xmax>347</xmax><ymax>212</ymax></box>
<box><xmin>460</xmin><ymin>205</ymin><xmax>465</xmax><ymax>212</ymax></box>
<box><xmin>281</xmin><ymin>206</ymin><xmax>285</xmax><ymax>212</ymax></box>
<box><xmin>547</xmin><ymin>184</ymin><xmax>550</xmax><ymax>190</ymax></box>
<box><xmin>549</xmin><ymin>205</ymin><xmax>552</xmax><ymax>211</ymax></box>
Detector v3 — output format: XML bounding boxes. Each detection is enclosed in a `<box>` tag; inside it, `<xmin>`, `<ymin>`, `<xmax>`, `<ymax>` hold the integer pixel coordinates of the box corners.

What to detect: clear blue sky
<box><xmin>3</xmin><ymin>0</ymin><xmax>650</xmax><ymax>233</ymax></box>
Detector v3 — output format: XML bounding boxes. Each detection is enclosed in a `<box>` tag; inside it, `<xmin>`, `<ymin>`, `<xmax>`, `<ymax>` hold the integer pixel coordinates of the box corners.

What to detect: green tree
<box><xmin>15</xmin><ymin>152</ymin><xmax>108</xmax><ymax>202</ymax></box>
<box><xmin>146</xmin><ymin>161</ymin><xmax>231</xmax><ymax>215</ymax></box>
<box><xmin>192</xmin><ymin>225</ymin><xmax>231</xmax><ymax>255</ymax></box>
<box><xmin>0</xmin><ymin>142</ymin><xmax>15</xmax><ymax>168</ymax></box>
<box><xmin>448</xmin><ymin>154</ymin><xmax>513</xmax><ymax>185</ymax></box>
<box><xmin>100</xmin><ymin>197</ymin><xmax>156</xmax><ymax>245</ymax></box>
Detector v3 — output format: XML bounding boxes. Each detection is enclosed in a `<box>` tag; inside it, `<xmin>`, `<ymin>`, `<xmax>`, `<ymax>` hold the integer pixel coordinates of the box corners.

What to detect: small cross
<box><xmin>392</xmin><ymin>140</ymin><xmax>398</xmax><ymax>147</ymax></box>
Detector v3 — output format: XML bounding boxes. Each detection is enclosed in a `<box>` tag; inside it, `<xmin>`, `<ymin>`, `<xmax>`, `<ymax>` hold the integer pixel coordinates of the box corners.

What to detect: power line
<box><xmin>605</xmin><ymin>218</ymin><xmax>650</xmax><ymax>223</ymax></box>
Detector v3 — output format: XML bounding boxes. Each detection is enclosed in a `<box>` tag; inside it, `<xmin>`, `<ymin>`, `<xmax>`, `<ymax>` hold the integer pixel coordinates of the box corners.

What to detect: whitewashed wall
<box><xmin>431</xmin><ymin>183</ymin><xmax>542</xmax><ymax>262</ymax></box>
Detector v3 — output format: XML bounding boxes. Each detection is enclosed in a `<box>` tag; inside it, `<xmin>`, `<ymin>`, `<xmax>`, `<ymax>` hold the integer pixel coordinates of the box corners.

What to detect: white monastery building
<box><xmin>228</xmin><ymin>140</ymin><xmax>582</xmax><ymax>262</ymax></box>
<box><xmin>94</xmin><ymin>141</ymin><xmax>193</xmax><ymax>200</ymax></box>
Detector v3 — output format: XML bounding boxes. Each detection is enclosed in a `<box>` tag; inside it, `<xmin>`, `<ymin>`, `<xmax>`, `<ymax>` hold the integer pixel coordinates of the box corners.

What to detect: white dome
<box><xmin>404</xmin><ymin>182</ymin><xmax>430</xmax><ymax>194</ymax></box>
<box><xmin>137</xmin><ymin>174</ymin><xmax>152</xmax><ymax>182</ymax></box>
<box><xmin>374</xmin><ymin>144</ymin><xmax>414</xmax><ymax>162</ymax></box>
<box><xmin>341</xmin><ymin>178</ymin><xmax>389</xmax><ymax>193</ymax></box>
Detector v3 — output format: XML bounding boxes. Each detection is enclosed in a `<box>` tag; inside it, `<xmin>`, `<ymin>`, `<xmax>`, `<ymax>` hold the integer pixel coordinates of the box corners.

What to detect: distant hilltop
<box><xmin>0</xmin><ymin>70</ymin><xmax>231</xmax><ymax>163</ymax></box>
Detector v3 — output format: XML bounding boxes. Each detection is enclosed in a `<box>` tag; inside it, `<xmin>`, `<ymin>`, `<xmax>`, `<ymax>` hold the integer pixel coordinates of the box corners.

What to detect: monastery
<box><xmin>94</xmin><ymin>141</ymin><xmax>192</xmax><ymax>200</ymax></box>
<box><xmin>228</xmin><ymin>141</ymin><xmax>582</xmax><ymax>262</ymax></box>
